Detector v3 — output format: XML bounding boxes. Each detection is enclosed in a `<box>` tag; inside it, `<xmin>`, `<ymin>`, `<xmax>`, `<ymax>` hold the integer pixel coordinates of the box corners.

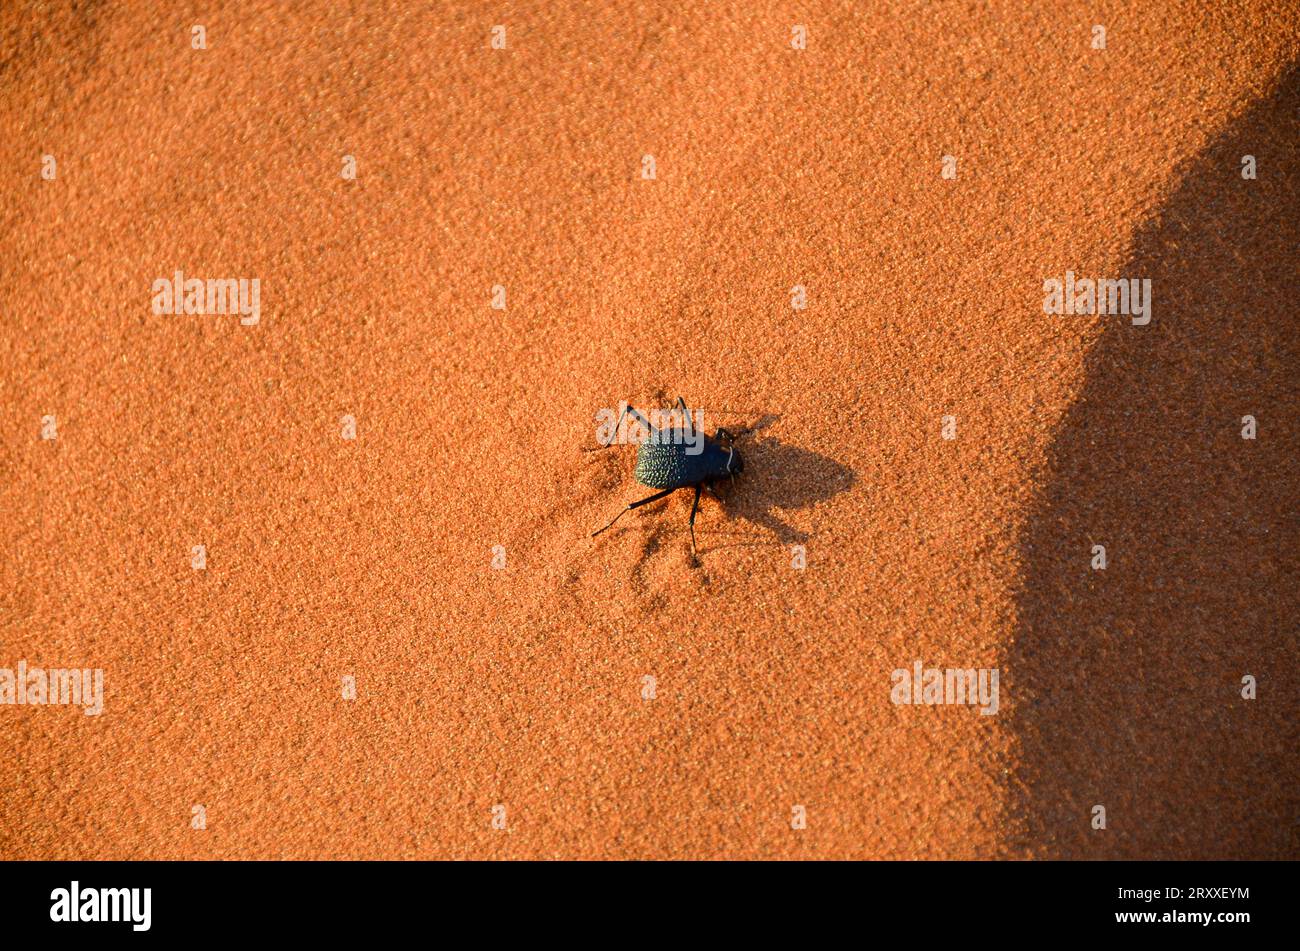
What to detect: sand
<box><xmin>1</xmin><ymin>0</ymin><xmax>1296</xmax><ymax>859</ymax></box>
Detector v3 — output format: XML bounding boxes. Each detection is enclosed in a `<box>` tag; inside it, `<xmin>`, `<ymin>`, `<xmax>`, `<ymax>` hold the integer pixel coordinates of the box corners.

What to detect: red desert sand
<box><xmin>1</xmin><ymin>1</ymin><xmax>1296</xmax><ymax>859</ymax></box>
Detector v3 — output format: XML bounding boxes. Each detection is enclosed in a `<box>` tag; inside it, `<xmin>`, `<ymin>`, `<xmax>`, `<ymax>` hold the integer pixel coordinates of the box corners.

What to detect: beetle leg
<box><xmin>667</xmin><ymin>396</ymin><xmax>691</xmax><ymax>433</ymax></box>
<box><xmin>586</xmin><ymin>401</ymin><xmax>653</xmax><ymax>450</ymax></box>
<box><xmin>687</xmin><ymin>484</ymin><xmax>702</xmax><ymax>562</ymax></box>
<box><xmin>591</xmin><ymin>487</ymin><xmax>677</xmax><ymax>537</ymax></box>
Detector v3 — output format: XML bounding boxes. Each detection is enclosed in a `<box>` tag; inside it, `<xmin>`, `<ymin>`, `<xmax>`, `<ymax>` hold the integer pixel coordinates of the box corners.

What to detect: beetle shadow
<box><xmin>1005</xmin><ymin>63</ymin><xmax>1299</xmax><ymax>858</ymax></box>
<box><xmin>712</xmin><ymin>435</ymin><xmax>857</xmax><ymax>547</ymax></box>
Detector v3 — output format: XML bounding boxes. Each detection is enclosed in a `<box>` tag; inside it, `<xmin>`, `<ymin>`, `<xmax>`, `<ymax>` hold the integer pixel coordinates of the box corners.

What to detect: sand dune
<box><xmin>1</xmin><ymin>0</ymin><xmax>1296</xmax><ymax>859</ymax></box>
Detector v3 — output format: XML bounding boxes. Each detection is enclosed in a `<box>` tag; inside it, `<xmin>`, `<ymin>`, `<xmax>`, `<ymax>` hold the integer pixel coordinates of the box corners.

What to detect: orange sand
<box><xmin>1</xmin><ymin>1</ymin><xmax>1296</xmax><ymax>859</ymax></box>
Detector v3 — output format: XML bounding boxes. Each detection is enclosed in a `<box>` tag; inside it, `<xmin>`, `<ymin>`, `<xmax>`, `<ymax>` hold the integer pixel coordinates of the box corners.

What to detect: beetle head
<box><xmin>714</xmin><ymin>427</ymin><xmax>744</xmax><ymax>481</ymax></box>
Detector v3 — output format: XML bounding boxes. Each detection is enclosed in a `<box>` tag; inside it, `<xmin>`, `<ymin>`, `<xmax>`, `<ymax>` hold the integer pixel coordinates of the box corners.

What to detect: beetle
<box><xmin>589</xmin><ymin>397</ymin><xmax>744</xmax><ymax>561</ymax></box>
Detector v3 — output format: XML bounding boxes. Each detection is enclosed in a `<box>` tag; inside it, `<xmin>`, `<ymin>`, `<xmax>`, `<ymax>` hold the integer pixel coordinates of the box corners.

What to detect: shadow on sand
<box><xmin>710</xmin><ymin>434</ymin><xmax>857</xmax><ymax>550</ymax></box>
<box><xmin>1005</xmin><ymin>66</ymin><xmax>1299</xmax><ymax>858</ymax></box>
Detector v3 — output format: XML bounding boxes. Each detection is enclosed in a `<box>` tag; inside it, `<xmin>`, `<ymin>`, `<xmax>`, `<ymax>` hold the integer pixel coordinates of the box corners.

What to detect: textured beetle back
<box><xmin>634</xmin><ymin>442</ymin><xmax>689</xmax><ymax>489</ymax></box>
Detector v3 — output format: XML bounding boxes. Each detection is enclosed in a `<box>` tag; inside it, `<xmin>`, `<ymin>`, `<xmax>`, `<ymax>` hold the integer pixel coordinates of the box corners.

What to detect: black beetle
<box><xmin>590</xmin><ymin>397</ymin><xmax>744</xmax><ymax>561</ymax></box>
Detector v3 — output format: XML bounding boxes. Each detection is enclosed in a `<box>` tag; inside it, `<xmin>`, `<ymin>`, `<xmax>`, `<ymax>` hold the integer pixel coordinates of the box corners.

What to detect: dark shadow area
<box><xmin>722</xmin><ymin>436</ymin><xmax>857</xmax><ymax>546</ymax></box>
<box><xmin>1007</xmin><ymin>66</ymin><xmax>1299</xmax><ymax>858</ymax></box>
